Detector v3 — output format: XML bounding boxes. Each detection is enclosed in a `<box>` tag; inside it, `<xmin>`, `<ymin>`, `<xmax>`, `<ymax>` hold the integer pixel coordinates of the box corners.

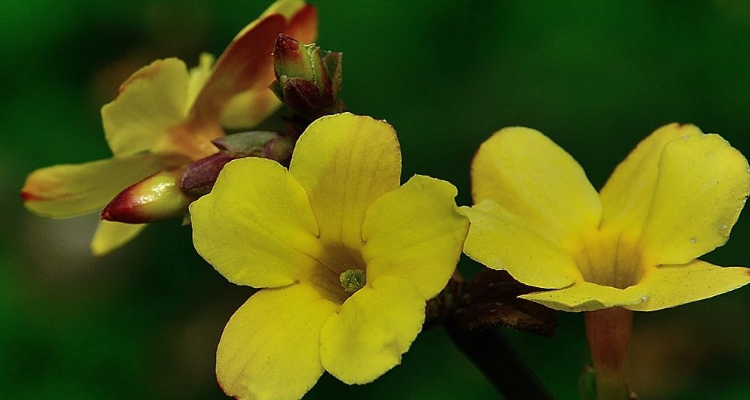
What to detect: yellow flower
<box><xmin>463</xmin><ymin>123</ymin><xmax>750</xmax><ymax>312</ymax></box>
<box><xmin>190</xmin><ymin>113</ymin><xmax>469</xmax><ymax>400</ymax></box>
<box><xmin>21</xmin><ymin>0</ymin><xmax>317</xmax><ymax>256</ymax></box>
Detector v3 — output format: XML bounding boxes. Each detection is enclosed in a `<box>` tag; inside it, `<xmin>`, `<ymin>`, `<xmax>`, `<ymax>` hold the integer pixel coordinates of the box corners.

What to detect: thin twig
<box><xmin>444</xmin><ymin>321</ymin><xmax>556</xmax><ymax>400</ymax></box>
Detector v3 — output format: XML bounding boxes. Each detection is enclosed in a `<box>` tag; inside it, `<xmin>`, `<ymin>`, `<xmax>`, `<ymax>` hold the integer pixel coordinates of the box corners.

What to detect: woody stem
<box><xmin>445</xmin><ymin>321</ymin><xmax>556</xmax><ymax>400</ymax></box>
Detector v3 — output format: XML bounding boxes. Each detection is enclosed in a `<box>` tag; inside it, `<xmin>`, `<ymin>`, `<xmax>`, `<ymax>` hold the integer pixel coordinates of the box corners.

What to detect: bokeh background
<box><xmin>3</xmin><ymin>0</ymin><xmax>750</xmax><ymax>399</ymax></box>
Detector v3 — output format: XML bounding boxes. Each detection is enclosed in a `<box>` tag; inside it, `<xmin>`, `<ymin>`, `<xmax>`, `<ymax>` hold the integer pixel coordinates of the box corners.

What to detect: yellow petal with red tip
<box><xmin>189</xmin><ymin>15</ymin><xmax>285</xmax><ymax>129</ymax></box>
<box><xmin>91</xmin><ymin>220</ymin><xmax>147</xmax><ymax>256</ymax></box>
<box><xmin>202</xmin><ymin>0</ymin><xmax>317</xmax><ymax>130</ymax></box>
<box><xmin>471</xmin><ymin>127</ymin><xmax>601</xmax><ymax>243</ymax></box>
<box><xmin>599</xmin><ymin>123</ymin><xmax>702</xmax><ymax>235</ymax></box>
<box><xmin>280</xmin><ymin>2</ymin><xmax>318</xmax><ymax>44</ymax></box>
<box><xmin>290</xmin><ymin>113</ymin><xmax>401</xmax><ymax>250</ymax></box>
<box><xmin>320</xmin><ymin>276</ymin><xmax>424</xmax><ymax>384</ymax></box>
<box><xmin>101</xmin><ymin>58</ymin><xmax>190</xmax><ymax>157</ymax></box>
<box><xmin>262</xmin><ymin>0</ymin><xmax>309</xmax><ymax>20</ymax></box>
<box><xmin>22</xmin><ymin>153</ymin><xmax>177</xmax><ymax>218</ymax></box>
<box><xmin>217</xmin><ymin>284</ymin><xmax>337</xmax><ymax>400</ymax></box>
<box><xmin>190</xmin><ymin>0</ymin><xmax>317</xmax><ymax>129</ymax></box>
<box><xmin>362</xmin><ymin>175</ymin><xmax>468</xmax><ymax>299</ymax></box>
<box><xmin>640</xmin><ymin>133</ymin><xmax>750</xmax><ymax>265</ymax></box>
<box><xmin>190</xmin><ymin>157</ymin><xmax>321</xmax><ymax>289</ymax></box>
<box><xmin>519</xmin><ymin>282</ymin><xmax>646</xmax><ymax>312</ymax></box>
<box><xmin>462</xmin><ymin>199</ymin><xmax>581</xmax><ymax>289</ymax></box>
<box><xmin>261</xmin><ymin>0</ymin><xmax>318</xmax><ymax>45</ymax></box>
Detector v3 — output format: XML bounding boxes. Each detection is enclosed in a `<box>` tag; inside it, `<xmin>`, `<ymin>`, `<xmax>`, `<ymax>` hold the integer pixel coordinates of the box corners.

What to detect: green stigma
<box><xmin>339</xmin><ymin>269</ymin><xmax>366</xmax><ymax>293</ymax></box>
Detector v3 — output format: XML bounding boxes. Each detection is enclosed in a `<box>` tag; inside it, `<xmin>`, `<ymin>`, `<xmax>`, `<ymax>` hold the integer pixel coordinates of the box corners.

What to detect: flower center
<box><xmin>339</xmin><ymin>269</ymin><xmax>366</xmax><ymax>293</ymax></box>
<box><xmin>568</xmin><ymin>229</ymin><xmax>650</xmax><ymax>289</ymax></box>
<box><xmin>307</xmin><ymin>242</ymin><xmax>368</xmax><ymax>304</ymax></box>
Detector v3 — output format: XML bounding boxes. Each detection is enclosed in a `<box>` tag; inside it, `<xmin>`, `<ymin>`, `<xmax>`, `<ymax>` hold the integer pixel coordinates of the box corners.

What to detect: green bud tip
<box><xmin>339</xmin><ymin>269</ymin><xmax>366</xmax><ymax>293</ymax></box>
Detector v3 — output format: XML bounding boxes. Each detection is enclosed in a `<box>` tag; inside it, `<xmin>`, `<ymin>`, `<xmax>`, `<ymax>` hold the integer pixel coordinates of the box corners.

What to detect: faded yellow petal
<box><xmin>362</xmin><ymin>175</ymin><xmax>468</xmax><ymax>299</ymax></box>
<box><xmin>217</xmin><ymin>284</ymin><xmax>337</xmax><ymax>400</ymax></box>
<box><xmin>219</xmin><ymin>88</ymin><xmax>282</xmax><ymax>129</ymax></box>
<box><xmin>320</xmin><ymin>276</ymin><xmax>424</xmax><ymax>384</ymax></box>
<box><xmin>627</xmin><ymin>260</ymin><xmax>750</xmax><ymax>311</ymax></box>
<box><xmin>91</xmin><ymin>220</ymin><xmax>147</xmax><ymax>256</ymax></box>
<box><xmin>261</xmin><ymin>0</ymin><xmax>310</xmax><ymax>19</ymax></box>
<box><xmin>290</xmin><ymin>113</ymin><xmax>401</xmax><ymax>250</ymax></box>
<box><xmin>22</xmin><ymin>153</ymin><xmax>177</xmax><ymax>218</ymax></box>
<box><xmin>186</xmin><ymin>53</ymin><xmax>215</xmax><ymax>108</ymax></box>
<box><xmin>190</xmin><ymin>157</ymin><xmax>321</xmax><ymax>288</ymax></box>
<box><xmin>188</xmin><ymin>14</ymin><xmax>283</xmax><ymax>127</ymax></box>
<box><xmin>101</xmin><ymin>58</ymin><xmax>190</xmax><ymax>157</ymax></box>
<box><xmin>209</xmin><ymin>0</ymin><xmax>317</xmax><ymax>130</ymax></box>
<box><xmin>519</xmin><ymin>282</ymin><xmax>646</xmax><ymax>312</ymax></box>
<box><xmin>471</xmin><ymin>127</ymin><xmax>601</xmax><ymax>242</ymax></box>
<box><xmin>462</xmin><ymin>199</ymin><xmax>581</xmax><ymax>289</ymax></box>
<box><xmin>600</xmin><ymin>123</ymin><xmax>702</xmax><ymax>234</ymax></box>
<box><xmin>640</xmin><ymin>133</ymin><xmax>750</xmax><ymax>265</ymax></box>
<box><xmin>261</xmin><ymin>0</ymin><xmax>318</xmax><ymax>45</ymax></box>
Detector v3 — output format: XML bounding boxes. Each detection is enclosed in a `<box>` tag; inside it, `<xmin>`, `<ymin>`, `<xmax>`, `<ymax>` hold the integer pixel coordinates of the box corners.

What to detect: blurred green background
<box><xmin>3</xmin><ymin>0</ymin><xmax>750</xmax><ymax>399</ymax></box>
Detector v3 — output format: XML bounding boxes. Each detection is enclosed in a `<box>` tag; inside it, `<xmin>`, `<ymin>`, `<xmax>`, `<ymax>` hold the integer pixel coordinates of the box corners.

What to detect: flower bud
<box><xmin>101</xmin><ymin>167</ymin><xmax>194</xmax><ymax>223</ymax></box>
<box><xmin>181</xmin><ymin>131</ymin><xmax>296</xmax><ymax>197</ymax></box>
<box><xmin>273</xmin><ymin>33</ymin><xmax>316</xmax><ymax>82</ymax></box>
<box><xmin>180</xmin><ymin>153</ymin><xmax>241</xmax><ymax>198</ymax></box>
<box><xmin>271</xmin><ymin>33</ymin><xmax>343</xmax><ymax>119</ymax></box>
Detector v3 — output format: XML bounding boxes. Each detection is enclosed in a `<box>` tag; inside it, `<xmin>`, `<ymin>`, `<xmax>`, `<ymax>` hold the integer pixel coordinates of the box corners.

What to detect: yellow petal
<box><xmin>362</xmin><ymin>175</ymin><xmax>468</xmax><ymax>299</ymax></box>
<box><xmin>290</xmin><ymin>113</ymin><xmax>401</xmax><ymax>250</ymax></box>
<box><xmin>101</xmin><ymin>58</ymin><xmax>190</xmax><ymax>157</ymax></box>
<box><xmin>261</xmin><ymin>0</ymin><xmax>311</xmax><ymax>20</ymax></box>
<box><xmin>462</xmin><ymin>199</ymin><xmax>581</xmax><ymax>289</ymax></box>
<box><xmin>261</xmin><ymin>0</ymin><xmax>318</xmax><ymax>45</ymax></box>
<box><xmin>320</xmin><ymin>276</ymin><xmax>424</xmax><ymax>384</ymax></box>
<box><xmin>211</xmin><ymin>0</ymin><xmax>317</xmax><ymax>130</ymax></box>
<box><xmin>91</xmin><ymin>220</ymin><xmax>147</xmax><ymax>256</ymax></box>
<box><xmin>471</xmin><ymin>127</ymin><xmax>601</xmax><ymax>242</ymax></box>
<box><xmin>640</xmin><ymin>133</ymin><xmax>750</xmax><ymax>265</ymax></box>
<box><xmin>217</xmin><ymin>284</ymin><xmax>337</xmax><ymax>400</ymax></box>
<box><xmin>627</xmin><ymin>260</ymin><xmax>750</xmax><ymax>311</ymax></box>
<box><xmin>189</xmin><ymin>2</ymin><xmax>299</xmax><ymax>128</ymax></box>
<box><xmin>190</xmin><ymin>157</ymin><xmax>321</xmax><ymax>288</ymax></box>
<box><xmin>219</xmin><ymin>88</ymin><xmax>282</xmax><ymax>129</ymax></box>
<box><xmin>186</xmin><ymin>53</ymin><xmax>215</xmax><ymax>108</ymax></box>
<box><xmin>22</xmin><ymin>154</ymin><xmax>177</xmax><ymax>218</ymax></box>
<box><xmin>519</xmin><ymin>282</ymin><xmax>646</xmax><ymax>312</ymax></box>
<box><xmin>599</xmin><ymin>123</ymin><xmax>702</xmax><ymax>234</ymax></box>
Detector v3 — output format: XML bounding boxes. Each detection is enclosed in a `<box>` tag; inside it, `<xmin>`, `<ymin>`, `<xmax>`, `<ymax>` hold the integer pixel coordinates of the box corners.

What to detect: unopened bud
<box><xmin>261</xmin><ymin>135</ymin><xmax>295</xmax><ymax>163</ymax></box>
<box><xmin>180</xmin><ymin>153</ymin><xmax>241</xmax><ymax>198</ymax></box>
<box><xmin>102</xmin><ymin>167</ymin><xmax>194</xmax><ymax>223</ymax></box>
<box><xmin>271</xmin><ymin>34</ymin><xmax>344</xmax><ymax>119</ymax></box>
<box><xmin>273</xmin><ymin>34</ymin><xmax>316</xmax><ymax>82</ymax></box>
<box><xmin>181</xmin><ymin>131</ymin><xmax>296</xmax><ymax>197</ymax></box>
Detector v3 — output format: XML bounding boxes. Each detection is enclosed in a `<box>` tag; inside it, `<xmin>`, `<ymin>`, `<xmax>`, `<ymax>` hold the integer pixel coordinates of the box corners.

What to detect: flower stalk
<box><xmin>584</xmin><ymin>307</ymin><xmax>634</xmax><ymax>400</ymax></box>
